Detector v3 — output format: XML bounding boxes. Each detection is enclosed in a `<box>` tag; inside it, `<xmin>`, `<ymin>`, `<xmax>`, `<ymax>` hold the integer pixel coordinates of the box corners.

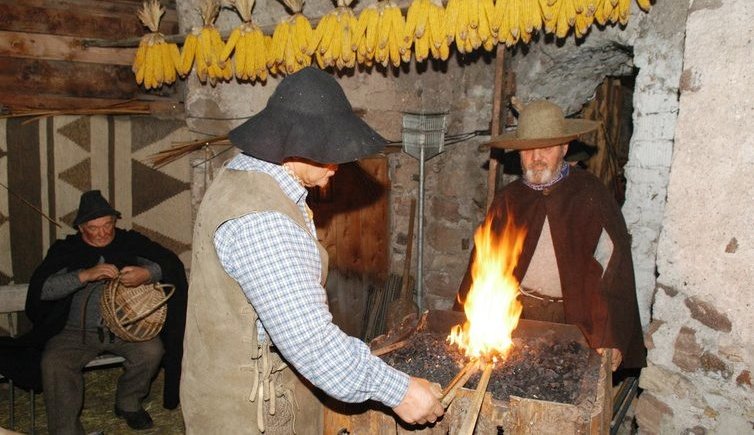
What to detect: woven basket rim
<box><xmin>100</xmin><ymin>278</ymin><xmax>174</xmax><ymax>342</ymax></box>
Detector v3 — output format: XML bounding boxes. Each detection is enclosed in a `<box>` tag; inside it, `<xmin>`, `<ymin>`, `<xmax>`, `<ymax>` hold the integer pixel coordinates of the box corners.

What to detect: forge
<box><xmin>324</xmin><ymin>310</ymin><xmax>611</xmax><ymax>435</ymax></box>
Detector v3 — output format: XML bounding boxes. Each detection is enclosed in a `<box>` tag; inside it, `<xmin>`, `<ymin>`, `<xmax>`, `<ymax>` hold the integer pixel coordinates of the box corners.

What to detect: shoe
<box><xmin>114</xmin><ymin>406</ymin><xmax>154</xmax><ymax>430</ymax></box>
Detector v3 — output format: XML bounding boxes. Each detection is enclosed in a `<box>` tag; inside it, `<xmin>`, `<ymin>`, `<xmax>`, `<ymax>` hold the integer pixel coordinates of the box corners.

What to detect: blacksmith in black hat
<box><xmin>454</xmin><ymin>99</ymin><xmax>646</xmax><ymax>372</ymax></box>
<box><xmin>181</xmin><ymin>67</ymin><xmax>444</xmax><ymax>434</ymax></box>
<box><xmin>13</xmin><ymin>190</ymin><xmax>189</xmax><ymax>433</ymax></box>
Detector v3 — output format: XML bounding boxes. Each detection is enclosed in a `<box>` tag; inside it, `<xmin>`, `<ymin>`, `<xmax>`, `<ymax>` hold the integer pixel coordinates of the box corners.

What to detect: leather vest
<box><xmin>181</xmin><ymin>168</ymin><xmax>328</xmax><ymax>434</ymax></box>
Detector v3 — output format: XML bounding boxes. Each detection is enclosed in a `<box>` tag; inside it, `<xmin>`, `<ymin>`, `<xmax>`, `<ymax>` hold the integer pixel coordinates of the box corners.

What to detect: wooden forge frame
<box><xmin>324</xmin><ymin>310</ymin><xmax>611</xmax><ymax>434</ymax></box>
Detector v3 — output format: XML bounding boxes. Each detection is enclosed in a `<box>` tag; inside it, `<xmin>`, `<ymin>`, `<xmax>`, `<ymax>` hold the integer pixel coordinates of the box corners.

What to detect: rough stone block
<box><xmin>429</xmin><ymin>200</ymin><xmax>463</xmax><ymax>223</ymax></box>
<box><xmin>644</xmin><ymin>320</ymin><xmax>666</xmax><ymax>350</ymax></box>
<box><xmin>684</xmin><ymin>296</ymin><xmax>732</xmax><ymax>332</ymax></box>
<box><xmin>635</xmin><ymin>393</ymin><xmax>674</xmax><ymax>435</ymax></box>
<box><xmin>700</xmin><ymin>352</ymin><xmax>732</xmax><ymax>379</ymax></box>
<box><xmin>628</xmin><ymin>138</ymin><xmax>675</xmax><ymax>167</ymax></box>
<box><xmin>680</xmin><ymin>68</ymin><xmax>702</xmax><ymax>93</ymax></box>
<box><xmin>633</xmin><ymin>89</ymin><xmax>681</xmax><ymax>114</ymax></box>
<box><xmin>673</xmin><ymin>326</ymin><xmax>702</xmax><ymax>372</ymax></box>
<box><xmin>641</xmin><ymin>365</ymin><xmax>684</xmax><ymax>395</ymax></box>
<box><xmin>658</xmin><ymin>283</ymin><xmax>679</xmax><ymax>297</ymax></box>
<box><xmin>425</xmin><ymin>223</ymin><xmax>466</xmax><ymax>253</ymax></box>
<box><xmin>735</xmin><ymin>370</ymin><xmax>751</xmax><ymax>388</ymax></box>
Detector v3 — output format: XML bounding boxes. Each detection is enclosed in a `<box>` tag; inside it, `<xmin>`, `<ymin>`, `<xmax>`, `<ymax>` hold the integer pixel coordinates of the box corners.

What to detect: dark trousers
<box><xmin>40</xmin><ymin>328</ymin><xmax>164</xmax><ymax>435</ymax></box>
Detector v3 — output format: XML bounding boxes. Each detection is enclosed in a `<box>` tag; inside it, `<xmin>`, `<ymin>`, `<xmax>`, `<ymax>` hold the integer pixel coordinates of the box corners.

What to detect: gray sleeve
<box><xmin>136</xmin><ymin>257</ymin><xmax>162</xmax><ymax>283</ymax></box>
<box><xmin>40</xmin><ymin>268</ymin><xmax>86</xmax><ymax>301</ymax></box>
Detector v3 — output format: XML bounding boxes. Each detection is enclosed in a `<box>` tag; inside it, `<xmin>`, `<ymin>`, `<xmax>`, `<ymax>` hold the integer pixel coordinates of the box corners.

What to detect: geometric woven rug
<box><xmin>0</xmin><ymin>115</ymin><xmax>197</xmax><ymax>285</ymax></box>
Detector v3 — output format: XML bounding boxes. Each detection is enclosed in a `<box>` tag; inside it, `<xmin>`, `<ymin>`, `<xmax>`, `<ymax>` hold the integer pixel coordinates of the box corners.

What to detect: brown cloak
<box><xmin>456</xmin><ymin>167</ymin><xmax>646</xmax><ymax>368</ymax></box>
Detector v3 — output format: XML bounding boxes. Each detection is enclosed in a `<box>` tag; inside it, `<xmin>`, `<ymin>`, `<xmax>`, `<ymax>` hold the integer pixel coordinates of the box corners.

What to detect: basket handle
<box><xmin>119</xmin><ymin>283</ymin><xmax>176</xmax><ymax>327</ymax></box>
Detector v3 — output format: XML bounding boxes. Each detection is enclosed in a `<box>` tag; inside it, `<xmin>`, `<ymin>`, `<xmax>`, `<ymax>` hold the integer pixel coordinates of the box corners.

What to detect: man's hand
<box><xmin>597</xmin><ymin>348</ymin><xmax>623</xmax><ymax>372</ymax></box>
<box><xmin>392</xmin><ymin>377</ymin><xmax>445</xmax><ymax>425</ymax></box>
<box><xmin>78</xmin><ymin>264</ymin><xmax>119</xmax><ymax>283</ymax></box>
<box><xmin>119</xmin><ymin>266</ymin><xmax>152</xmax><ymax>287</ymax></box>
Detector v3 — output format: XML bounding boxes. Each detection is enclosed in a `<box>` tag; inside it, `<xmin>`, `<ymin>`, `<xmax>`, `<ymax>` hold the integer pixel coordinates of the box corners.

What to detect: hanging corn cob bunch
<box><xmin>307</xmin><ymin>0</ymin><xmax>360</xmax><ymax>70</ymax></box>
<box><xmin>180</xmin><ymin>0</ymin><xmax>233</xmax><ymax>85</ymax></box>
<box><xmin>572</xmin><ymin>0</ymin><xmax>597</xmax><ymax>38</ymax></box>
<box><xmin>404</xmin><ymin>0</ymin><xmax>449</xmax><ymax>62</ymax></box>
<box><xmin>489</xmin><ymin>0</ymin><xmax>652</xmax><ymax>45</ymax></box>
<box><xmin>221</xmin><ymin>0</ymin><xmax>271</xmax><ymax>82</ymax></box>
<box><xmin>132</xmin><ymin>0</ymin><xmax>182</xmax><ymax>89</ymax></box>
<box><xmin>444</xmin><ymin>0</ymin><xmax>497</xmax><ymax>55</ymax></box>
<box><xmin>490</xmin><ymin>0</ymin><xmax>541</xmax><ymax>46</ymax></box>
<box><xmin>355</xmin><ymin>1</ymin><xmax>407</xmax><ymax>68</ymax></box>
<box><xmin>269</xmin><ymin>0</ymin><xmax>314</xmax><ymax>75</ymax></box>
<box><xmin>354</xmin><ymin>4</ymin><xmax>378</xmax><ymax>66</ymax></box>
<box><xmin>537</xmin><ymin>0</ymin><xmax>626</xmax><ymax>39</ymax></box>
<box><xmin>594</xmin><ymin>0</ymin><xmax>632</xmax><ymax>26</ymax></box>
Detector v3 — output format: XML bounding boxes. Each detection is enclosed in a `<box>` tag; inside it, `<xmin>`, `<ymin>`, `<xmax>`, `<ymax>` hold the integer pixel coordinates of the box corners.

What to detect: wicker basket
<box><xmin>100</xmin><ymin>277</ymin><xmax>175</xmax><ymax>342</ymax></box>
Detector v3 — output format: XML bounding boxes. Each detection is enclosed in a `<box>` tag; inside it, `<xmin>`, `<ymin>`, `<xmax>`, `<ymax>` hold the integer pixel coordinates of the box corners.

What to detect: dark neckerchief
<box><xmin>523</xmin><ymin>161</ymin><xmax>569</xmax><ymax>191</ymax></box>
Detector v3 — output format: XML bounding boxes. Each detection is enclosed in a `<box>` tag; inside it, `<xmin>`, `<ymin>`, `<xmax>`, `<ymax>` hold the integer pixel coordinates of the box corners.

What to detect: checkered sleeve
<box><xmin>215</xmin><ymin>212</ymin><xmax>409</xmax><ymax>407</ymax></box>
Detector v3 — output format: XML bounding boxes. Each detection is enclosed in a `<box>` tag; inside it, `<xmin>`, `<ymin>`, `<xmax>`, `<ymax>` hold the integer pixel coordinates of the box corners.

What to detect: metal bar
<box><xmin>31</xmin><ymin>388</ymin><xmax>35</xmax><ymax>435</ymax></box>
<box><xmin>417</xmin><ymin>146</ymin><xmax>425</xmax><ymax>312</ymax></box>
<box><xmin>611</xmin><ymin>377</ymin><xmax>633</xmax><ymax>417</ymax></box>
<box><xmin>8</xmin><ymin>378</ymin><xmax>14</xmax><ymax>430</ymax></box>
<box><xmin>610</xmin><ymin>377</ymin><xmax>639</xmax><ymax>435</ymax></box>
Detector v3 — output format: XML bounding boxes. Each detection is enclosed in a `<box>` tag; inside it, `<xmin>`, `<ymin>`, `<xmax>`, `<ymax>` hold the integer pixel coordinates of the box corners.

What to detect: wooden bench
<box><xmin>0</xmin><ymin>284</ymin><xmax>125</xmax><ymax>434</ymax></box>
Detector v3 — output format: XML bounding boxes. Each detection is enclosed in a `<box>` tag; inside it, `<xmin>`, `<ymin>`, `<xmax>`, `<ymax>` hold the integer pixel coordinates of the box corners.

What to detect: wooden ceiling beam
<box><xmin>0</xmin><ymin>56</ymin><xmax>139</xmax><ymax>99</ymax></box>
<box><xmin>0</xmin><ymin>91</ymin><xmax>183</xmax><ymax>115</ymax></box>
<box><xmin>0</xmin><ymin>1</ymin><xmax>178</xmax><ymax>40</ymax></box>
<box><xmin>0</xmin><ymin>31</ymin><xmax>135</xmax><ymax>66</ymax></box>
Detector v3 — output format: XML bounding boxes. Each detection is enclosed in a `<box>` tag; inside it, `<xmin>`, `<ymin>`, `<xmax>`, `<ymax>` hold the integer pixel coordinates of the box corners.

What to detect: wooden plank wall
<box><xmin>0</xmin><ymin>0</ymin><xmax>179</xmax><ymax>111</ymax></box>
<box><xmin>311</xmin><ymin>158</ymin><xmax>389</xmax><ymax>337</ymax></box>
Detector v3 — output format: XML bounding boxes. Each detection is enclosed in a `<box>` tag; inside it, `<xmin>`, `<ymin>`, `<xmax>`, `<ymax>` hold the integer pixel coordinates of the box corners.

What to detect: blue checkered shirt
<box><xmin>214</xmin><ymin>154</ymin><xmax>409</xmax><ymax>407</ymax></box>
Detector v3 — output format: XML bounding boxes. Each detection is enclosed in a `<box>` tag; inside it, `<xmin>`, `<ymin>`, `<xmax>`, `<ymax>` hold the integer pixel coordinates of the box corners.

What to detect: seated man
<box><xmin>24</xmin><ymin>190</ymin><xmax>187</xmax><ymax>434</ymax></box>
<box><xmin>455</xmin><ymin>99</ymin><xmax>646</xmax><ymax>371</ymax></box>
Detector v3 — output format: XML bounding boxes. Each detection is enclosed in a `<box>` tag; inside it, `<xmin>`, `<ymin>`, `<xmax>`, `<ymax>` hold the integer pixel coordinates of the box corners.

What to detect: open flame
<box><xmin>448</xmin><ymin>213</ymin><xmax>526</xmax><ymax>361</ymax></box>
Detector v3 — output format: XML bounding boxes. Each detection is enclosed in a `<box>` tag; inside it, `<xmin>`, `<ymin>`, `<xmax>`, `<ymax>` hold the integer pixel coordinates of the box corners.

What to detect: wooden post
<box><xmin>486</xmin><ymin>44</ymin><xmax>507</xmax><ymax>210</ymax></box>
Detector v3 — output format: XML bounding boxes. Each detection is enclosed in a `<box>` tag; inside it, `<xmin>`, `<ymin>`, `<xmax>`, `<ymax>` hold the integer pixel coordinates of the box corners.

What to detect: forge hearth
<box><xmin>323</xmin><ymin>310</ymin><xmax>611</xmax><ymax>435</ymax></box>
<box><xmin>381</xmin><ymin>332</ymin><xmax>597</xmax><ymax>405</ymax></box>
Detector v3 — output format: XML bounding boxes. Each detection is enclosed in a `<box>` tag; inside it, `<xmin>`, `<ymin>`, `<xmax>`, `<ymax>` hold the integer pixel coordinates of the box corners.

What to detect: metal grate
<box><xmin>401</xmin><ymin>111</ymin><xmax>448</xmax><ymax>160</ymax></box>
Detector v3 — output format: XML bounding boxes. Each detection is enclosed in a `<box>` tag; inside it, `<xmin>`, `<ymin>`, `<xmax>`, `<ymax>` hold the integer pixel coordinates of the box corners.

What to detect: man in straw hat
<box><xmin>6</xmin><ymin>190</ymin><xmax>188</xmax><ymax>433</ymax></box>
<box><xmin>454</xmin><ymin>99</ymin><xmax>646</xmax><ymax>372</ymax></box>
<box><xmin>181</xmin><ymin>67</ymin><xmax>444</xmax><ymax>434</ymax></box>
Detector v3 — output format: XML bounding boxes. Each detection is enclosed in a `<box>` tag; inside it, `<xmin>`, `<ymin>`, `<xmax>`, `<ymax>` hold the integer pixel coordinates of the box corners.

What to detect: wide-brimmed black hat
<box><xmin>228</xmin><ymin>67</ymin><xmax>388</xmax><ymax>164</ymax></box>
<box><xmin>73</xmin><ymin>190</ymin><xmax>121</xmax><ymax>226</ymax></box>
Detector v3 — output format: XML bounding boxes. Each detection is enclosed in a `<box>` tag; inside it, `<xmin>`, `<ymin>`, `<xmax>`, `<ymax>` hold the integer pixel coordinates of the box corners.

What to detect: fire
<box><xmin>448</xmin><ymin>213</ymin><xmax>526</xmax><ymax>361</ymax></box>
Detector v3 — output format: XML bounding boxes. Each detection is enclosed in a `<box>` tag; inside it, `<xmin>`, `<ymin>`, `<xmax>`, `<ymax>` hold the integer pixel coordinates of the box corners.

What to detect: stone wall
<box><xmin>637</xmin><ymin>1</ymin><xmax>754</xmax><ymax>432</ymax></box>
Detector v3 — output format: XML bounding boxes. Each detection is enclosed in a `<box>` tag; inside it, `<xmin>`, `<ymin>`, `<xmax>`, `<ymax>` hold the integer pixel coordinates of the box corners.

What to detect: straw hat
<box><xmin>229</xmin><ymin>67</ymin><xmax>387</xmax><ymax>164</ymax></box>
<box><xmin>487</xmin><ymin>99</ymin><xmax>599</xmax><ymax>150</ymax></box>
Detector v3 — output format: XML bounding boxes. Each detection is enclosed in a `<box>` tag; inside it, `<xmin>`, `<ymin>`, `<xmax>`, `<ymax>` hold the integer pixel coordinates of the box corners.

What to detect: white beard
<box><xmin>524</xmin><ymin>167</ymin><xmax>555</xmax><ymax>185</ymax></box>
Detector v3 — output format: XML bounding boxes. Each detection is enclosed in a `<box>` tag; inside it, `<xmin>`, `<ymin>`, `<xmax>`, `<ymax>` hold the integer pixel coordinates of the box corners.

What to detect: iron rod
<box><xmin>417</xmin><ymin>146</ymin><xmax>425</xmax><ymax>312</ymax></box>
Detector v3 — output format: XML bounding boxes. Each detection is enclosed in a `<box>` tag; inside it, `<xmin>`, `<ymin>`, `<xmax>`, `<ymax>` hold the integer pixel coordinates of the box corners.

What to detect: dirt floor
<box><xmin>0</xmin><ymin>367</ymin><xmax>184</xmax><ymax>435</ymax></box>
